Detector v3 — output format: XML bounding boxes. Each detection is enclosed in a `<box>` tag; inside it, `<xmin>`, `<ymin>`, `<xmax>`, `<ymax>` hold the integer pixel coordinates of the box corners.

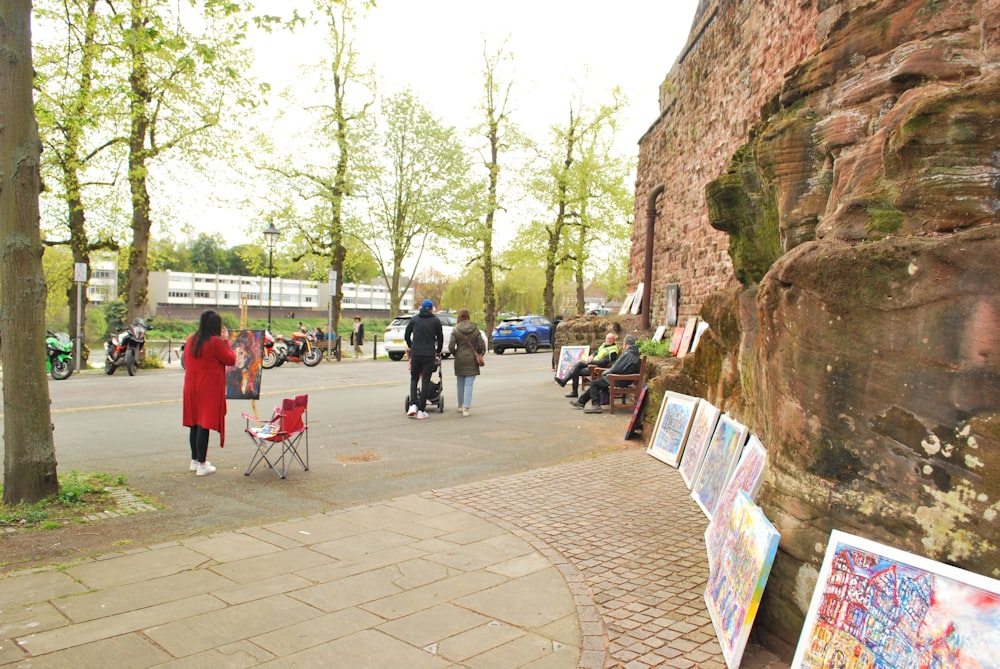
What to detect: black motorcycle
<box><xmin>105</xmin><ymin>318</ymin><xmax>147</xmax><ymax>376</ymax></box>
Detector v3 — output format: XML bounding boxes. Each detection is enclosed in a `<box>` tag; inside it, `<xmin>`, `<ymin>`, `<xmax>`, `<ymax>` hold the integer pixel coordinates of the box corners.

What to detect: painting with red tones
<box><xmin>226</xmin><ymin>329</ymin><xmax>265</xmax><ymax>400</ymax></box>
<box><xmin>792</xmin><ymin>530</ymin><xmax>1000</xmax><ymax>669</ymax></box>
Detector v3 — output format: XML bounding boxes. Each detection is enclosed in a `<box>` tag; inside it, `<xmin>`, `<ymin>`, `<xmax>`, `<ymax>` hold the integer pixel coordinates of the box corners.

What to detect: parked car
<box><xmin>587</xmin><ymin>307</ymin><xmax>612</xmax><ymax>316</ymax></box>
<box><xmin>491</xmin><ymin>315</ymin><xmax>553</xmax><ymax>354</ymax></box>
<box><xmin>383</xmin><ymin>312</ymin><xmax>457</xmax><ymax>361</ymax></box>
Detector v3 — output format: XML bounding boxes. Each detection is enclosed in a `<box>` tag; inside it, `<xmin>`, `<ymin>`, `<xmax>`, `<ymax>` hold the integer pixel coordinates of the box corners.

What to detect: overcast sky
<box><xmin>176</xmin><ymin>0</ymin><xmax>700</xmax><ymax>258</ymax></box>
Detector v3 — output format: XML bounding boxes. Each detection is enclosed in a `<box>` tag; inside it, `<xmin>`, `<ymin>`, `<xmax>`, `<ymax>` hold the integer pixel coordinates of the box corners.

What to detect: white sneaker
<box><xmin>196</xmin><ymin>462</ymin><xmax>216</xmax><ymax>476</ymax></box>
<box><xmin>462</xmin><ymin>407</ymin><xmax>470</xmax><ymax>417</ymax></box>
<box><xmin>189</xmin><ymin>460</ymin><xmax>199</xmax><ymax>471</ymax></box>
<box><xmin>416</xmin><ymin>410</ymin><xmax>429</xmax><ymax>420</ymax></box>
<box><xmin>407</xmin><ymin>404</ymin><xmax>417</xmax><ymax>417</ymax></box>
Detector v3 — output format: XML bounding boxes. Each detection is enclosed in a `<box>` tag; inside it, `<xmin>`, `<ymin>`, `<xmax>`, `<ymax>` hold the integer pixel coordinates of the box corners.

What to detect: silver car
<box><xmin>383</xmin><ymin>312</ymin><xmax>456</xmax><ymax>361</ymax></box>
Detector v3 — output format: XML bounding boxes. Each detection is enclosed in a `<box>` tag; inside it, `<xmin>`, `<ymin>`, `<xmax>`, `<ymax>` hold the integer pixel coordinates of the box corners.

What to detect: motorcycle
<box><xmin>105</xmin><ymin>318</ymin><xmax>147</xmax><ymax>376</ymax></box>
<box><xmin>46</xmin><ymin>331</ymin><xmax>74</xmax><ymax>380</ymax></box>
<box><xmin>260</xmin><ymin>330</ymin><xmax>283</xmax><ymax>369</ymax></box>
<box><xmin>272</xmin><ymin>327</ymin><xmax>322</xmax><ymax>367</ymax></box>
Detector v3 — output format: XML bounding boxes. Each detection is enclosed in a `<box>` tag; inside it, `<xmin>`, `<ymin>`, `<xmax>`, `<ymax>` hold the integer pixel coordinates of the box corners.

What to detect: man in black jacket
<box><xmin>570</xmin><ymin>335</ymin><xmax>641</xmax><ymax>414</ymax></box>
<box><xmin>405</xmin><ymin>299</ymin><xmax>444</xmax><ymax>420</ymax></box>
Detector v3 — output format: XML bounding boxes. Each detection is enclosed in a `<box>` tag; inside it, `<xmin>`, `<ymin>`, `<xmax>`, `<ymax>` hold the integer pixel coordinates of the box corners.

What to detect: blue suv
<box><xmin>491</xmin><ymin>315</ymin><xmax>553</xmax><ymax>354</ymax></box>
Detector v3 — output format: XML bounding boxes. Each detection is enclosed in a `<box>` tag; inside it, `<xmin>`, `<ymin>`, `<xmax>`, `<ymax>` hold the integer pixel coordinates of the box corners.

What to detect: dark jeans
<box><xmin>409</xmin><ymin>354</ymin><xmax>437</xmax><ymax>411</ymax></box>
<box><xmin>189</xmin><ymin>425</ymin><xmax>210</xmax><ymax>463</ymax></box>
<box><xmin>576</xmin><ymin>377</ymin><xmax>608</xmax><ymax>407</ymax></box>
<box><xmin>562</xmin><ymin>360</ymin><xmax>609</xmax><ymax>393</ymax></box>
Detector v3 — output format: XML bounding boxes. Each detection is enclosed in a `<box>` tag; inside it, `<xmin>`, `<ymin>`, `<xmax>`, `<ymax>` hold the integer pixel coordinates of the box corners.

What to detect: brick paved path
<box><xmin>433</xmin><ymin>445</ymin><xmax>790</xmax><ymax>669</ymax></box>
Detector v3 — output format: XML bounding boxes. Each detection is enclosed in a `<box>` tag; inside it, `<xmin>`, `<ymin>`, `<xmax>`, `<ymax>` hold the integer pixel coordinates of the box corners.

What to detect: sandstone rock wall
<box><xmin>632</xmin><ymin>0</ymin><xmax>850</xmax><ymax>321</ymax></box>
<box><xmin>635</xmin><ymin>0</ymin><xmax>1000</xmax><ymax>656</ymax></box>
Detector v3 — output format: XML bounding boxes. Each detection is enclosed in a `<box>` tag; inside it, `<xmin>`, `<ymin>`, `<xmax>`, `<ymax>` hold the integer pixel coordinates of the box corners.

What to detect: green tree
<box><xmin>564</xmin><ymin>111</ymin><xmax>634</xmax><ymax>314</ymax></box>
<box><xmin>524</xmin><ymin>88</ymin><xmax>627</xmax><ymax>320</ymax></box>
<box><xmin>461</xmin><ymin>42</ymin><xmax>518</xmax><ymax>343</ymax></box>
<box><xmin>34</xmin><ymin>0</ymin><xmax>126</xmax><ymax>365</ymax></box>
<box><xmin>189</xmin><ymin>232</ymin><xmax>228</xmax><ymax>273</ymax></box>
<box><xmin>119</xmin><ymin>0</ymin><xmax>256</xmax><ymax>323</ymax></box>
<box><xmin>259</xmin><ymin>0</ymin><xmax>374</xmax><ymax>335</ymax></box>
<box><xmin>355</xmin><ymin>89</ymin><xmax>474</xmax><ymax>316</ymax></box>
<box><xmin>1</xmin><ymin>0</ymin><xmax>60</xmax><ymax>504</ymax></box>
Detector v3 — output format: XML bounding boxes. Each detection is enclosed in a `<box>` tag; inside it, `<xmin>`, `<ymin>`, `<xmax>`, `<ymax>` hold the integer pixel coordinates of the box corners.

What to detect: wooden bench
<box><xmin>605</xmin><ymin>355</ymin><xmax>647</xmax><ymax>415</ymax></box>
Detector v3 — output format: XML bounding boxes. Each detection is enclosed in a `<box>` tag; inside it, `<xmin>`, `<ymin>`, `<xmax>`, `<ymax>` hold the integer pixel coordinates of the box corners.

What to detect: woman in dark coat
<box><xmin>183</xmin><ymin>310</ymin><xmax>235</xmax><ymax>476</ymax></box>
<box><xmin>448</xmin><ymin>309</ymin><xmax>486</xmax><ymax>417</ymax></box>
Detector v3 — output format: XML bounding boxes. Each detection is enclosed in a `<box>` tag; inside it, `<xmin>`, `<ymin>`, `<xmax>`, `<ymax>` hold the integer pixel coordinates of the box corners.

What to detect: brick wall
<box><xmin>631</xmin><ymin>0</ymin><xmax>858</xmax><ymax>322</ymax></box>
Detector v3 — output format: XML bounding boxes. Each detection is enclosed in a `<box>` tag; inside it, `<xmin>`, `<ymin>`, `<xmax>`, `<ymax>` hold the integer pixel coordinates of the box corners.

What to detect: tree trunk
<box><xmin>124</xmin><ymin>0</ymin><xmax>152</xmax><ymax>322</ymax></box>
<box><xmin>65</xmin><ymin>178</ymin><xmax>91</xmax><ymax>366</ymax></box>
<box><xmin>1</xmin><ymin>0</ymin><xmax>60</xmax><ymax>504</ymax></box>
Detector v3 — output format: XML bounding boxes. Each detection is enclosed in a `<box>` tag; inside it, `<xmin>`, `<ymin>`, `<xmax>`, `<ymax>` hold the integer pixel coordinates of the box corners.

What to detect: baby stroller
<box><xmin>405</xmin><ymin>357</ymin><xmax>444</xmax><ymax>414</ymax></box>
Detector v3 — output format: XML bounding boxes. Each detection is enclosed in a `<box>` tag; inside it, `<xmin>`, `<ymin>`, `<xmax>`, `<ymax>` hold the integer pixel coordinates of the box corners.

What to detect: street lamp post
<box><xmin>263</xmin><ymin>222</ymin><xmax>280</xmax><ymax>332</ymax></box>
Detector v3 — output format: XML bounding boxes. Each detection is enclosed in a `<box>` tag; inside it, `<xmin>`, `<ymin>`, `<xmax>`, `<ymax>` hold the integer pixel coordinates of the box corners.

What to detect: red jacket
<box><xmin>183</xmin><ymin>334</ymin><xmax>236</xmax><ymax>446</ymax></box>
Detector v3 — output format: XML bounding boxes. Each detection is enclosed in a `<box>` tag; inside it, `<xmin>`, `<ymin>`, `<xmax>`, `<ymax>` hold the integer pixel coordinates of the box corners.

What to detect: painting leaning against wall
<box><xmin>791</xmin><ymin>530</ymin><xmax>1000</xmax><ymax>669</ymax></box>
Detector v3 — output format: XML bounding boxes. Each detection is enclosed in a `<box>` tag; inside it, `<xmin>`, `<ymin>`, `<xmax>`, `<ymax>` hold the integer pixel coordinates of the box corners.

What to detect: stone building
<box><xmin>633</xmin><ymin>0</ymin><xmax>1000</xmax><ymax>656</ymax></box>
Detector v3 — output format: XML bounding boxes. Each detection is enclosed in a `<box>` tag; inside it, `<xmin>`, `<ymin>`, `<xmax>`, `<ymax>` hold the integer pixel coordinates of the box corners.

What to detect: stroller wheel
<box><xmin>439</xmin><ymin>399</ymin><xmax>444</xmax><ymax>413</ymax></box>
<box><xmin>404</xmin><ymin>395</ymin><xmax>411</xmax><ymax>413</ymax></box>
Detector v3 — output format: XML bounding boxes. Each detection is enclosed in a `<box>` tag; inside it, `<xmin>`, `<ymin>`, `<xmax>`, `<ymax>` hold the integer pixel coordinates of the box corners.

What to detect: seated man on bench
<box><xmin>555</xmin><ymin>331</ymin><xmax>620</xmax><ymax>398</ymax></box>
<box><xmin>570</xmin><ymin>335</ymin><xmax>641</xmax><ymax>414</ymax></box>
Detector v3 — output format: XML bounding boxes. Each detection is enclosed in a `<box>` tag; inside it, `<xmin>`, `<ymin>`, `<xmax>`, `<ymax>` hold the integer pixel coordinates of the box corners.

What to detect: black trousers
<box><xmin>189</xmin><ymin>425</ymin><xmax>210</xmax><ymax>463</ymax></box>
<box><xmin>409</xmin><ymin>354</ymin><xmax>437</xmax><ymax>411</ymax></box>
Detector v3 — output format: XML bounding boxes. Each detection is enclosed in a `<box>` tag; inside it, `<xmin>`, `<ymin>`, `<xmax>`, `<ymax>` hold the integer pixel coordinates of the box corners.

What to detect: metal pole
<box><xmin>267</xmin><ymin>249</ymin><xmax>273</xmax><ymax>332</ymax></box>
<box><xmin>75</xmin><ymin>281</ymin><xmax>82</xmax><ymax>373</ymax></box>
<box><xmin>327</xmin><ymin>297</ymin><xmax>333</xmax><ymax>360</ymax></box>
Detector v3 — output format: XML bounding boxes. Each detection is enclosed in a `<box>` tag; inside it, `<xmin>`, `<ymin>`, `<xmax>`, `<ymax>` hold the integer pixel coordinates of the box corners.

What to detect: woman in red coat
<box><xmin>183</xmin><ymin>310</ymin><xmax>235</xmax><ymax>476</ymax></box>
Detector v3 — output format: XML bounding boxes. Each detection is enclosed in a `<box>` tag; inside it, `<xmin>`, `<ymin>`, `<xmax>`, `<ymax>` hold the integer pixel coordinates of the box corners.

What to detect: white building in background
<box><xmin>145</xmin><ymin>270</ymin><xmax>413</xmax><ymax>315</ymax></box>
<box><xmin>86</xmin><ymin>254</ymin><xmax>119</xmax><ymax>305</ymax></box>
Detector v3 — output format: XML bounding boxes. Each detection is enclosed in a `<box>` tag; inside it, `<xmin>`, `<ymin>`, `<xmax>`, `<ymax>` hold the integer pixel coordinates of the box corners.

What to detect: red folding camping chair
<box><xmin>243</xmin><ymin>394</ymin><xmax>309</xmax><ymax>479</ymax></box>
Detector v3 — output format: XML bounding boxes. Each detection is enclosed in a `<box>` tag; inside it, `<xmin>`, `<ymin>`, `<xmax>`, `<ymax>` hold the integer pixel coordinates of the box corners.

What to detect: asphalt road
<box><xmin>2</xmin><ymin>349</ymin><xmax>632</xmax><ymax>569</ymax></box>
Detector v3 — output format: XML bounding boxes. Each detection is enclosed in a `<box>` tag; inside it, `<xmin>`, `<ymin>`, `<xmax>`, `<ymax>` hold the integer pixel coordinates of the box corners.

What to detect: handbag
<box><xmin>461</xmin><ymin>331</ymin><xmax>485</xmax><ymax>367</ymax></box>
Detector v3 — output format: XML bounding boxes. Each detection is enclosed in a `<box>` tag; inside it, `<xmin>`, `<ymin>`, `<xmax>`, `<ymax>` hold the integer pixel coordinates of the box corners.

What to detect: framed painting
<box><xmin>678</xmin><ymin>400</ymin><xmax>721</xmax><ymax>489</ymax></box>
<box><xmin>556</xmin><ymin>345</ymin><xmax>589</xmax><ymax>381</ymax></box>
<box><xmin>630</xmin><ymin>282</ymin><xmax>644</xmax><ymax>314</ymax></box>
<box><xmin>705</xmin><ymin>491</ymin><xmax>780</xmax><ymax>669</ymax></box>
<box><xmin>677</xmin><ymin>316</ymin><xmax>698</xmax><ymax>358</ymax></box>
<box><xmin>225</xmin><ymin>329</ymin><xmax>265</xmax><ymax>400</ymax></box>
<box><xmin>791</xmin><ymin>530</ymin><xmax>1000</xmax><ymax>669</ymax></box>
<box><xmin>665</xmin><ymin>283</ymin><xmax>680</xmax><ymax>327</ymax></box>
<box><xmin>624</xmin><ymin>386</ymin><xmax>649</xmax><ymax>440</ymax></box>
<box><xmin>620</xmin><ymin>292</ymin><xmax>635</xmax><ymax>315</ymax></box>
<box><xmin>706</xmin><ymin>435</ymin><xmax>768</xmax><ymax>568</ymax></box>
<box><xmin>691</xmin><ymin>414</ymin><xmax>749</xmax><ymax>519</ymax></box>
<box><xmin>646</xmin><ymin>391</ymin><xmax>700</xmax><ymax>467</ymax></box>
<box><xmin>690</xmin><ymin>321</ymin><xmax>710</xmax><ymax>353</ymax></box>
<box><xmin>668</xmin><ymin>326</ymin><xmax>686</xmax><ymax>355</ymax></box>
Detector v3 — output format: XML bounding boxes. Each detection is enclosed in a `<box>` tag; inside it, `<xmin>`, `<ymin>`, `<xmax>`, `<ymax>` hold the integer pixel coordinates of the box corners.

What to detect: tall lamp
<box><xmin>263</xmin><ymin>222</ymin><xmax>280</xmax><ymax>332</ymax></box>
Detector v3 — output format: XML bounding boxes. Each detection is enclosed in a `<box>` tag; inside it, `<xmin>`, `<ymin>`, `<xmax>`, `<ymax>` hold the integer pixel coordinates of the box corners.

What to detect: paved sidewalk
<box><xmin>0</xmin><ymin>447</ymin><xmax>789</xmax><ymax>668</ymax></box>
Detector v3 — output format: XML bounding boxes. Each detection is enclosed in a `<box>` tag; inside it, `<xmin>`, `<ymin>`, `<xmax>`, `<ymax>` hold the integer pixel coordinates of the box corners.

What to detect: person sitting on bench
<box><xmin>555</xmin><ymin>331</ymin><xmax>620</xmax><ymax>398</ymax></box>
<box><xmin>570</xmin><ymin>335</ymin><xmax>641</xmax><ymax>414</ymax></box>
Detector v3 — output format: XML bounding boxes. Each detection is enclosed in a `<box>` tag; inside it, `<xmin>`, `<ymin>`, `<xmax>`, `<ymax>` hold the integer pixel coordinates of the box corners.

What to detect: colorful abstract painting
<box><xmin>678</xmin><ymin>400</ymin><xmax>721</xmax><ymax>489</ymax></box>
<box><xmin>705</xmin><ymin>491</ymin><xmax>780</xmax><ymax>669</ymax></box>
<box><xmin>225</xmin><ymin>329</ymin><xmax>265</xmax><ymax>400</ymax></box>
<box><xmin>647</xmin><ymin>391</ymin><xmax>700</xmax><ymax>467</ymax></box>
<box><xmin>706</xmin><ymin>435</ymin><xmax>768</xmax><ymax>569</ymax></box>
<box><xmin>792</xmin><ymin>530</ymin><xmax>1000</xmax><ymax>669</ymax></box>
<box><xmin>556</xmin><ymin>345</ymin><xmax>589</xmax><ymax>381</ymax></box>
<box><xmin>691</xmin><ymin>414</ymin><xmax>749</xmax><ymax>518</ymax></box>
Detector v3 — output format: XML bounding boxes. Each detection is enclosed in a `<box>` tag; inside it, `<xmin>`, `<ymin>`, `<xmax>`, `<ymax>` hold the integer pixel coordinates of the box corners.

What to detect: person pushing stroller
<box><xmin>405</xmin><ymin>299</ymin><xmax>444</xmax><ymax>420</ymax></box>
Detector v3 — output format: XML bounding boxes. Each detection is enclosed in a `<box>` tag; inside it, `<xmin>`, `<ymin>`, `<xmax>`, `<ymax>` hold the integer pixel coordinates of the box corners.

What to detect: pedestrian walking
<box><xmin>405</xmin><ymin>299</ymin><xmax>443</xmax><ymax>420</ymax></box>
<box><xmin>350</xmin><ymin>316</ymin><xmax>365</xmax><ymax>358</ymax></box>
<box><xmin>449</xmin><ymin>309</ymin><xmax>486</xmax><ymax>416</ymax></box>
<box><xmin>182</xmin><ymin>310</ymin><xmax>236</xmax><ymax>476</ymax></box>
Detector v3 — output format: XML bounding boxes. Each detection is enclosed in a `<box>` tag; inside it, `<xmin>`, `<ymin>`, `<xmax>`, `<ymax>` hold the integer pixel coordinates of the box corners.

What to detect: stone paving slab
<box><xmin>0</xmin><ymin>448</ymin><xmax>792</xmax><ymax>668</ymax></box>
